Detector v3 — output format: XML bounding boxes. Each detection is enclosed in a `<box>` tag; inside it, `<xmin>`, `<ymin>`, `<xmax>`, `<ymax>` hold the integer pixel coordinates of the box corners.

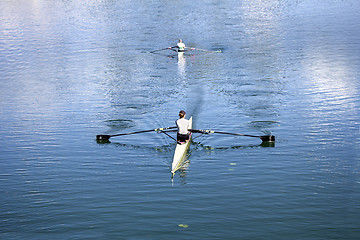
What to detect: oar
<box><xmin>190</xmin><ymin>47</ymin><xmax>221</xmax><ymax>53</ymax></box>
<box><xmin>189</xmin><ymin>129</ymin><xmax>275</xmax><ymax>142</ymax></box>
<box><xmin>150</xmin><ymin>47</ymin><xmax>171</xmax><ymax>53</ymax></box>
<box><xmin>96</xmin><ymin>126</ymin><xmax>177</xmax><ymax>140</ymax></box>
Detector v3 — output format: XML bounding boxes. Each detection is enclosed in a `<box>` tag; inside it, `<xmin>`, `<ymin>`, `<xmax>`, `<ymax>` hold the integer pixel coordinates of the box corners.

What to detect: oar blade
<box><xmin>260</xmin><ymin>135</ymin><xmax>275</xmax><ymax>142</ymax></box>
<box><xmin>96</xmin><ymin>135</ymin><xmax>111</xmax><ymax>140</ymax></box>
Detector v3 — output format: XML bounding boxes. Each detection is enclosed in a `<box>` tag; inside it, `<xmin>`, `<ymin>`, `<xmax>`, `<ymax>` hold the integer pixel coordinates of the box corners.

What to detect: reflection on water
<box><xmin>302</xmin><ymin>48</ymin><xmax>358</xmax><ymax>112</ymax></box>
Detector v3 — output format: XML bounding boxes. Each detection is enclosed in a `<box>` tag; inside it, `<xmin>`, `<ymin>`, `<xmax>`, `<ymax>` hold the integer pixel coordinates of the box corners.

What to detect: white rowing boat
<box><xmin>171</xmin><ymin>116</ymin><xmax>192</xmax><ymax>175</ymax></box>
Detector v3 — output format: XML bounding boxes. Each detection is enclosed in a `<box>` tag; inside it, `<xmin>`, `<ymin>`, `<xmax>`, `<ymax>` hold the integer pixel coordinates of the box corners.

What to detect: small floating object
<box><xmin>230</xmin><ymin>163</ymin><xmax>237</xmax><ymax>166</ymax></box>
<box><xmin>178</xmin><ymin>224</ymin><xmax>189</xmax><ymax>228</ymax></box>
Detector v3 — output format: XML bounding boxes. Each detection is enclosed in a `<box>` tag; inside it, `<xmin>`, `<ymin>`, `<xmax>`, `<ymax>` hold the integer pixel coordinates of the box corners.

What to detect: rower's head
<box><xmin>179</xmin><ymin>110</ymin><xmax>186</xmax><ymax>118</ymax></box>
<box><xmin>179</xmin><ymin>39</ymin><xmax>182</xmax><ymax>43</ymax></box>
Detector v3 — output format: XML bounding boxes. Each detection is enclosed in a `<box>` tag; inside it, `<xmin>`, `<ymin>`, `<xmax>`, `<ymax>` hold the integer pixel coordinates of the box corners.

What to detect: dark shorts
<box><xmin>177</xmin><ymin>133</ymin><xmax>191</xmax><ymax>143</ymax></box>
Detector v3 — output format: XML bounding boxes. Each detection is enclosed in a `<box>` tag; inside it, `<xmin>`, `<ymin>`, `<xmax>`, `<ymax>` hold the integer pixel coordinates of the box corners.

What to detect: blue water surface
<box><xmin>1</xmin><ymin>0</ymin><xmax>359</xmax><ymax>239</ymax></box>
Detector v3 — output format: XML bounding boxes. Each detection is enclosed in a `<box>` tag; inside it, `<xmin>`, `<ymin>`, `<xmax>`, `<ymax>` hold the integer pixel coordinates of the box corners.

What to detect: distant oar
<box><xmin>189</xmin><ymin>129</ymin><xmax>275</xmax><ymax>142</ymax></box>
<box><xmin>190</xmin><ymin>47</ymin><xmax>221</xmax><ymax>53</ymax></box>
<box><xmin>97</xmin><ymin>126</ymin><xmax>177</xmax><ymax>140</ymax></box>
<box><xmin>150</xmin><ymin>47</ymin><xmax>171</xmax><ymax>53</ymax></box>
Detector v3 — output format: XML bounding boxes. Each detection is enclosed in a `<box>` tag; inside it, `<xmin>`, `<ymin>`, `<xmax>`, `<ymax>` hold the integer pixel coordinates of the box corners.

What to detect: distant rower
<box><xmin>176</xmin><ymin>39</ymin><xmax>186</xmax><ymax>52</ymax></box>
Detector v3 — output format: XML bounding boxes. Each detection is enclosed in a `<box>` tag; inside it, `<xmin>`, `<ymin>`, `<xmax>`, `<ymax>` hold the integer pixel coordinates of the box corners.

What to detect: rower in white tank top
<box><xmin>175</xmin><ymin>110</ymin><xmax>190</xmax><ymax>142</ymax></box>
<box><xmin>176</xmin><ymin>39</ymin><xmax>186</xmax><ymax>52</ymax></box>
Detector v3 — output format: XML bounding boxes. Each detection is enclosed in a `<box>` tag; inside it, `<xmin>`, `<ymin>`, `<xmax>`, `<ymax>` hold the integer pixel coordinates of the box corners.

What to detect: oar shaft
<box><xmin>111</xmin><ymin>129</ymin><xmax>159</xmax><ymax>137</ymax></box>
<box><xmin>150</xmin><ymin>47</ymin><xmax>171</xmax><ymax>53</ymax></box>
<box><xmin>189</xmin><ymin>129</ymin><xmax>275</xmax><ymax>142</ymax></box>
<box><xmin>212</xmin><ymin>131</ymin><xmax>259</xmax><ymax>138</ymax></box>
<box><xmin>190</xmin><ymin>129</ymin><xmax>257</xmax><ymax>137</ymax></box>
<box><xmin>97</xmin><ymin>126</ymin><xmax>177</xmax><ymax>140</ymax></box>
<box><xmin>190</xmin><ymin>48</ymin><xmax>221</xmax><ymax>53</ymax></box>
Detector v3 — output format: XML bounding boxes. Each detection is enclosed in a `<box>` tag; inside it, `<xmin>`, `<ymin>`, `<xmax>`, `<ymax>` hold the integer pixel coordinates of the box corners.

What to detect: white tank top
<box><xmin>176</xmin><ymin>118</ymin><xmax>190</xmax><ymax>134</ymax></box>
<box><xmin>177</xmin><ymin>42</ymin><xmax>185</xmax><ymax>51</ymax></box>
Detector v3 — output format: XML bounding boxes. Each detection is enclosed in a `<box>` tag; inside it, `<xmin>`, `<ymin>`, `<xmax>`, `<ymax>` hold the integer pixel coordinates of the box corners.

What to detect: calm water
<box><xmin>1</xmin><ymin>0</ymin><xmax>359</xmax><ymax>239</ymax></box>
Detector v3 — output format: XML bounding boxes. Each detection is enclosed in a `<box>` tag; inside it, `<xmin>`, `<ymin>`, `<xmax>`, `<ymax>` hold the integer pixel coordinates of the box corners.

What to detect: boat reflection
<box><xmin>177</xmin><ymin>52</ymin><xmax>186</xmax><ymax>77</ymax></box>
<box><xmin>171</xmin><ymin>159</ymin><xmax>190</xmax><ymax>185</ymax></box>
<box><xmin>259</xmin><ymin>141</ymin><xmax>275</xmax><ymax>148</ymax></box>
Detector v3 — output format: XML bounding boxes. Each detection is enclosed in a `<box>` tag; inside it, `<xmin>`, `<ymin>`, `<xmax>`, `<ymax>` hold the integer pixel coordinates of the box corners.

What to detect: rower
<box><xmin>176</xmin><ymin>39</ymin><xmax>186</xmax><ymax>52</ymax></box>
<box><xmin>175</xmin><ymin>110</ymin><xmax>191</xmax><ymax>143</ymax></box>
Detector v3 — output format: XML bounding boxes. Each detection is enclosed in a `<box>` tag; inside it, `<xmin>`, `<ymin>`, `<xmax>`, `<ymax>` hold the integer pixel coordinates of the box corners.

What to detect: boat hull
<box><xmin>171</xmin><ymin>117</ymin><xmax>192</xmax><ymax>174</ymax></box>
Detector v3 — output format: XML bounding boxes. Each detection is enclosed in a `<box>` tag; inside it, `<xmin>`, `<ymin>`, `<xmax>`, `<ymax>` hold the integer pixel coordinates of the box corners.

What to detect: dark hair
<box><xmin>179</xmin><ymin>110</ymin><xmax>186</xmax><ymax>118</ymax></box>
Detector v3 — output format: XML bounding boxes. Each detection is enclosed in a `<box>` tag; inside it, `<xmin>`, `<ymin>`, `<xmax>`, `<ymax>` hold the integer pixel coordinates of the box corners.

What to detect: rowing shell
<box><xmin>171</xmin><ymin>116</ymin><xmax>192</xmax><ymax>175</ymax></box>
